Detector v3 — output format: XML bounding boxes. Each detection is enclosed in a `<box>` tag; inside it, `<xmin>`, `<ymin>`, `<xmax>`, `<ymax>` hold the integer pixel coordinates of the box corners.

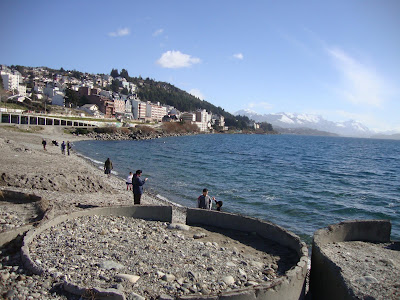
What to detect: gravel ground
<box><xmin>28</xmin><ymin>215</ymin><xmax>298</xmax><ymax>299</ymax></box>
<box><xmin>321</xmin><ymin>241</ymin><xmax>400</xmax><ymax>299</ymax></box>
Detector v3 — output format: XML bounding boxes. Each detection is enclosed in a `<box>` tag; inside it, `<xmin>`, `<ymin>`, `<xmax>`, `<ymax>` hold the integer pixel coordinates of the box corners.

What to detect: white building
<box><xmin>43</xmin><ymin>85</ymin><xmax>59</xmax><ymax>97</ymax></box>
<box><xmin>195</xmin><ymin>109</ymin><xmax>212</xmax><ymax>132</ymax></box>
<box><xmin>80</xmin><ymin>104</ymin><xmax>101</xmax><ymax>117</ymax></box>
<box><xmin>1</xmin><ymin>71</ymin><xmax>20</xmax><ymax>92</ymax></box>
<box><xmin>146</xmin><ymin>102</ymin><xmax>167</xmax><ymax>122</ymax></box>
<box><xmin>18</xmin><ymin>84</ymin><xmax>27</xmax><ymax>97</ymax></box>
<box><xmin>131</xmin><ymin>99</ymin><xmax>147</xmax><ymax>120</ymax></box>
<box><xmin>213</xmin><ymin>114</ymin><xmax>226</xmax><ymax>130</ymax></box>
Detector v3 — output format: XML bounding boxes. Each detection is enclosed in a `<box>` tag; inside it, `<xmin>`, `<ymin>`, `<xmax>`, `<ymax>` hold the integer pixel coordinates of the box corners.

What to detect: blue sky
<box><xmin>1</xmin><ymin>1</ymin><xmax>399</xmax><ymax>132</ymax></box>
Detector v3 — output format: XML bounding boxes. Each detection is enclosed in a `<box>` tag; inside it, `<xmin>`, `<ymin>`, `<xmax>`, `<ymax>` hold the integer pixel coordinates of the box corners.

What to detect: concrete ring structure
<box><xmin>310</xmin><ymin>219</ymin><xmax>392</xmax><ymax>300</ymax></box>
<box><xmin>21</xmin><ymin>206</ymin><xmax>308</xmax><ymax>300</ymax></box>
<box><xmin>0</xmin><ymin>189</ymin><xmax>51</xmax><ymax>247</ymax></box>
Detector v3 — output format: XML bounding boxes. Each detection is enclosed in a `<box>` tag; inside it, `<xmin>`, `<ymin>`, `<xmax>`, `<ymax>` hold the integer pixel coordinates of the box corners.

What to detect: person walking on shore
<box><xmin>42</xmin><ymin>139</ymin><xmax>47</xmax><ymax>151</ymax></box>
<box><xmin>61</xmin><ymin>141</ymin><xmax>66</xmax><ymax>155</ymax></box>
<box><xmin>126</xmin><ymin>171</ymin><xmax>133</xmax><ymax>191</ymax></box>
<box><xmin>67</xmin><ymin>141</ymin><xmax>72</xmax><ymax>156</ymax></box>
<box><xmin>197</xmin><ymin>188</ymin><xmax>215</xmax><ymax>209</ymax></box>
<box><xmin>104</xmin><ymin>158</ymin><xmax>113</xmax><ymax>177</ymax></box>
<box><xmin>132</xmin><ymin>170</ymin><xmax>148</xmax><ymax>205</ymax></box>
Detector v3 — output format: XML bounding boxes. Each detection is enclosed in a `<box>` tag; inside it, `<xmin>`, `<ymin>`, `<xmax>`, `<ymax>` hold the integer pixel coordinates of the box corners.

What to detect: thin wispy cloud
<box><xmin>232</xmin><ymin>53</ymin><xmax>244</xmax><ymax>60</ymax></box>
<box><xmin>327</xmin><ymin>47</ymin><xmax>385</xmax><ymax>107</ymax></box>
<box><xmin>189</xmin><ymin>88</ymin><xmax>205</xmax><ymax>100</ymax></box>
<box><xmin>108</xmin><ymin>27</ymin><xmax>130</xmax><ymax>37</ymax></box>
<box><xmin>153</xmin><ymin>29</ymin><xmax>164</xmax><ymax>37</ymax></box>
<box><xmin>247</xmin><ymin>101</ymin><xmax>273</xmax><ymax>111</ymax></box>
<box><xmin>280</xmin><ymin>31</ymin><xmax>314</xmax><ymax>56</ymax></box>
<box><xmin>157</xmin><ymin>50</ymin><xmax>201</xmax><ymax>69</ymax></box>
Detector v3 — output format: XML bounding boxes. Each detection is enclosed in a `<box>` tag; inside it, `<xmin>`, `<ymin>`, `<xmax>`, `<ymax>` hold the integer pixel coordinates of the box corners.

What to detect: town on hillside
<box><xmin>0</xmin><ymin>65</ymin><xmax>231</xmax><ymax>133</ymax></box>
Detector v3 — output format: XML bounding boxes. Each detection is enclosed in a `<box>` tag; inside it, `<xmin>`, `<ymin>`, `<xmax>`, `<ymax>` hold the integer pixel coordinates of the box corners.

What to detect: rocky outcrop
<box><xmin>81</xmin><ymin>130</ymin><xmax>199</xmax><ymax>141</ymax></box>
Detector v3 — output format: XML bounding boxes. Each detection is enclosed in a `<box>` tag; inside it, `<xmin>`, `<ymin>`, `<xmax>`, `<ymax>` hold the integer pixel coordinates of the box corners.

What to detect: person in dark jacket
<box><xmin>104</xmin><ymin>158</ymin><xmax>113</xmax><ymax>177</ymax></box>
<box><xmin>197</xmin><ymin>188</ymin><xmax>215</xmax><ymax>209</ymax></box>
<box><xmin>42</xmin><ymin>139</ymin><xmax>47</xmax><ymax>150</ymax></box>
<box><xmin>133</xmin><ymin>170</ymin><xmax>148</xmax><ymax>205</ymax></box>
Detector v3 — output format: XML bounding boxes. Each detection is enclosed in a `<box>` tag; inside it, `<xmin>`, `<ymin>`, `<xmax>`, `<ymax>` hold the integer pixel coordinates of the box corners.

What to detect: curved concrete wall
<box><xmin>310</xmin><ymin>219</ymin><xmax>391</xmax><ymax>300</ymax></box>
<box><xmin>22</xmin><ymin>206</ymin><xmax>308</xmax><ymax>300</ymax></box>
<box><xmin>0</xmin><ymin>189</ymin><xmax>47</xmax><ymax>247</ymax></box>
<box><xmin>186</xmin><ymin>208</ymin><xmax>308</xmax><ymax>300</ymax></box>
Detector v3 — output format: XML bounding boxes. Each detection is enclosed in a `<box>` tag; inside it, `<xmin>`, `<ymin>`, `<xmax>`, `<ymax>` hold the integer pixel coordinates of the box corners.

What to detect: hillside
<box><xmin>126</xmin><ymin>77</ymin><xmax>254</xmax><ymax>130</ymax></box>
<box><xmin>4</xmin><ymin>65</ymin><xmax>275</xmax><ymax>132</ymax></box>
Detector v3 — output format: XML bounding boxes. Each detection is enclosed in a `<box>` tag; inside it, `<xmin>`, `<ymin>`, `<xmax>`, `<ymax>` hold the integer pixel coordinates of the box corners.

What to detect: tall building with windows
<box><xmin>1</xmin><ymin>71</ymin><xmax>20</xmax><ymax>92</ymax></box>
<box><xmin>146</xmin><ymin>102</ymin><xmax>167</xmax><ymax>122</ymax></box>
<box><xmin>131</xmin><ymin>99</ymin><xmax>147</xmax><ymax>120</ymax></box>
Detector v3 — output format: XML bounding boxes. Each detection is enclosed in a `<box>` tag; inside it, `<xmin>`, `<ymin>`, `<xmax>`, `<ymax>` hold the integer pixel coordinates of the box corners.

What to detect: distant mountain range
<box><xmin>235</xmin><ymin>110</ymin><xmax>375</xmax><ymax>138</ymax></box>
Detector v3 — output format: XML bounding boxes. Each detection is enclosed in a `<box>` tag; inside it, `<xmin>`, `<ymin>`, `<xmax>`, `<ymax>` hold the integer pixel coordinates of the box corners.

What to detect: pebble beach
<box><xmin>0</xmin><ymin>126</ymin><xmax>297</xmax><ymax>299</ymax></box>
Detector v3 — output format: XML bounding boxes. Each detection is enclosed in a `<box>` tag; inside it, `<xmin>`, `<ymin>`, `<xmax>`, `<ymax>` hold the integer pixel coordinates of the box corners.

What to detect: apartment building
<box><xmin>113</xmin><ymin>98</ymin><xmax>125</xmax><ymax>114</ymax></box>
<box><xmin>1</xmin><ymin>71</ymin><xmax>20</xmax><ymax>92</ymax></box>
<box><xmin>181</xmin><ymin>112</ymin><xmax>196</xmax><ymax>122</ymax></box>
<box><xmin>131</xmin><ymin>99</ymin><xmax>147</xmax><ymax>120</ymax></box>
<box><xmin>195</xmin><ymin>109</ymin><xmax>212</xmax><ymax>132</ymax></box>
<box><xmin>146</xmin><ymin>102</ymin><xmax>167</xmax><ymax>122</ymax></box>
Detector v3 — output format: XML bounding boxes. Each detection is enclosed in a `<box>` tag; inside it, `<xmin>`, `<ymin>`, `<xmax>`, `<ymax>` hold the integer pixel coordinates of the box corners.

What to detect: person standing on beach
<box><xmin>104</xmin><ymin>158</ymin><xmax>113</xmax><ymax>177</ymax></box>
<box><xmin>197</xmin><ymin>188</ymin><xmax>215</xmax><ymax>209</ymax></box>
<box><xmin>67</xmin><ymin>141</ymin><xmax>72</xmax><ymax>155</ymax></box>
<box><xmin>42</xmin><ymin>139</ymin><xmax>47</xmax><ymax>150</ymax></box>
<box><xmin>132</xmin><ymin>170</ymin><xmax>148</xmax><ymax>205</ymax></box>
<box><xmin>61</xmin><ymin>141</ymin><xmax>66</xmax><ymax>155</ymax></box>
<box><xmin>126</xmin><ymin>172</ymin><xmax>133</xmax><ymax>191</ymax></box>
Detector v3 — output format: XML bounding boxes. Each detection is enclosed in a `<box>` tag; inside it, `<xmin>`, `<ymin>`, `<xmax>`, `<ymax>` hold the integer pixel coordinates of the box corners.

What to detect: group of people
<box><xmin>41</xmin><ymin>139</ymin><xmax>72</xmax><ymax>155</ymax></box>
<box><xmin>105</xmin><ymin>158</ymin><xmax>223</xmax><ymax>210</ymax></box>
<box><xmin>61</xmin><ymin>141</ymin><xmax>72</xmax><ymax>155</ymax></box>
<box><xmin>197</xmin><ymin>188</ymin><xmax>223</xmax><ymax>211</ymax></box>
<box><xmin>104</xmin><ymin>159</ymin><xmax>148</xmax><ymax>205</ymax></box>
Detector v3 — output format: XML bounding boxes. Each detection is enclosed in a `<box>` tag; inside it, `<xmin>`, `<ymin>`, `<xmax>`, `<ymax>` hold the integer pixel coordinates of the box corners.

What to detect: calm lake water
<box><xmin>74</xmin><ymin>134</ymin><xmax>400</xmax><ymax>244</ymax></box>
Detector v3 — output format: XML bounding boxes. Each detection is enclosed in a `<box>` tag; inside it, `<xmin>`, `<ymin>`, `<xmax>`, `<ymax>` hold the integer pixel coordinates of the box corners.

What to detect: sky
<box><xmin>1</xmin><ymin>1</ymin><xmax>399</xmax><ymax>132</ymax></box>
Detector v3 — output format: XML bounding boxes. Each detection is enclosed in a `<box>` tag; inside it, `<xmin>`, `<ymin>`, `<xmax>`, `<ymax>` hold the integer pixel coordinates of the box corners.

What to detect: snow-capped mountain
<box><xmin>235</xmin><ymin>110</ymin><xmax>373</xmax><ymax>137</ymax></box>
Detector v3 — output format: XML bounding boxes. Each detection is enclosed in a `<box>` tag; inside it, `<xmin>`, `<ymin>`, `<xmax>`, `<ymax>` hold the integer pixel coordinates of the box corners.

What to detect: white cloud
<box><xmin>189</xmin><ymin>88</ymin><xmax>205</xmax><ymax>100</ymax></box>
<box><xmin>153</xmin><ymin>29</ymin><xmax>164</xmax><ymax>37</ymax></box>
<box><xmin>247</xmin><ymin>101</ymin><xmax>273</xmax><ymax>111</ymax></box>
<box><xmin>109</xmin><ymin>27</ymin><xmax>130</xmax><ymax>37</ymax></box>
<box><xmin>327</xmin><ymin>47</ymin><xmax>386</xmax><ymax>107</ymax></box>
<box><xmin>233</xmin><ymin>53</ymin><xmax>244</xmax><ymax>60</ymax></box>
<box><xmin>156</xmin><ymin>50</ymin><xmax>201</xmax><ymax>69</ymax></box>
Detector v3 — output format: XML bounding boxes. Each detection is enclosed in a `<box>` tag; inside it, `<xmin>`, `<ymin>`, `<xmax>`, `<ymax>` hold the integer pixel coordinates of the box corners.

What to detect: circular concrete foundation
<box><xmin>22</xmin><ymin>206</ymin><xmax>308</xmax><ymax>299</ymax></box>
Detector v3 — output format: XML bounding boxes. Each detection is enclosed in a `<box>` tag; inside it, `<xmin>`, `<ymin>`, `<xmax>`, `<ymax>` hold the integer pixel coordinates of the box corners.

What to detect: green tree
<box><xmin>110</xmin><ymin>69</ymin><xmax>119</xmax><ymax>78</ymax></box>
<box><xmin>121</xmin><ymin>87</ymin><xmax>129</xmax><ymax>95</ymax></box>
<box><xmin>72</xmin><ymin>70</ymin><xmax>82</xmax><ymax>79</ymax></box>
<box><xmin>260</xmin><ymin>122</ymin><xmax>274</xmax><ymax>132</ymax></box>
<box><xmin>120</xmin><ymin>69</ymin><xmax>129</xmax><ymax>79</ymax></box>
<box><xmin>78</xmin><ymin>95</ymin><xmax>89</xmax><ymax>106</ymax></box>
<box><xmin>65</xmin><ymin>88</ymin><xmax>79</xmax><ymax>107</ymax></box>
<box><xmin>111</xmin><ymin>79</ymin><xmax>120</xmax><ymax>93</ymax></box>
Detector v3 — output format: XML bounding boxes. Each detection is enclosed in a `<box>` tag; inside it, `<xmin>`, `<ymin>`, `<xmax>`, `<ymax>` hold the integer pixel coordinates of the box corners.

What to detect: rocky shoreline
<box><xmin>0</xmin><ymin>126</ymin><xmax>297</xmax><ymax>299</ymax></box>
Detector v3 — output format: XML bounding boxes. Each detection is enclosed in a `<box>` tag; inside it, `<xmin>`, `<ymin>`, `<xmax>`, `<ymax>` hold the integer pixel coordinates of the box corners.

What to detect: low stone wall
<box><xmin>186</xmin><ymin>209</ymin><xmax>308</xmax><ymax>300</ymax></box>
<box><xmin>310</xmin><ymin>219</ymin><xmax>392</xmax><ymax>300</ymax></box>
